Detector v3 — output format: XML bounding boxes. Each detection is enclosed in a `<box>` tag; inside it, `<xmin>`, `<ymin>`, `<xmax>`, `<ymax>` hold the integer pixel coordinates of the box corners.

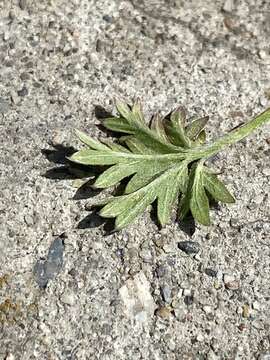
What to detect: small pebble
<box><xmin>194</xmin><ymin>254</ymin><xmax>201</xmax><ymax>261</ymax></box>
<box><xmin>203</xmin><ymin>305</ymin><xmax>212</xmax><ymax>314</ymax></box>
<box><xmin>153</xmin><ymin>236</ymin><xmax>165</xmax><ymax>248</ymax></box>
<box><xmin>19</xmin><ymin>0</ymin><xmax>27</xmax><ymax>10</ymax></box>
<box><xmin>242</xmin><ymin>304</ymin><xmax>250</xmax><ymax>318</ymax></box>
<box><xmin>223</xmin><ymin>274</ymin><xmax>235</xmax><ymax>283</ymax></box>
<box><xmin>178</xmin><ymin>241</ymin><xmax>200</xmax><ymax>255</ymax></box>
<box><xmin>183</xmin><ymin>288</ymin><xmax>192</xmax><ymax>296</ymax></box>
<box><xmin>160</xmin><ymin>284</ymin><xmax>172</xmax><ymax>303</ymax></box>
<box><xmin>258</xmin><ymin>50</ymin><xmax>268</xmax><ymax>60</ymax></box>
<box><xmin>156</xmin><ymin>264</ymin><xmax>167</xmax><ymax>278</ymax></box>
<box><xmin>155</xmin><ymin>306</ymin><xmax>172</xmax><ymax>319</ymax></box>
<box><xmin>238</xmin><ymin>323</ymin><xmax>246</xmax><ymax>332</ymax></box>
<box><xmin>139</xmin><ymin>248</ymin><xmax>152</xmax><ymax>263</ymax></box>
<box><xmin>225</xmin><ymin>280</ymin><xmax>240</xmax><ymax>290</ymax></box>
<box><xmin>252</xmin><ymin>301</ymin><xmax>260</xmax><ymax>311</ymax></box>
<box><xmin>260</xmin><ymin>96</ymin><xmax>268</xmax><ymax>108</ymax></box>
<box><xmin>205</xmin><ymin>268</ymin><xmax>217</xmax><ymax>277</ymax></box>
<box><xmin>184</xmin><ymin>295</ymin><xmax>194</xmax><ymax>306</ymax></box>
<box><xmin>17</xmin><ymin>86</ymin><xmax>28</xmax><ymax>97</ymax></box>
<box><xmin>196</xmin><ymin>333</ymin><xmax>204</xmax><ymax>342</ymax></box>
<box><xmin>61</xmin><ymin>291</ymin><xmax>76</xmax><ymax>306</ymax></box>
<box><xmin>222</xmin><ymin>0</ymin><xmax>234</xmax><ymax>12</ymax></box>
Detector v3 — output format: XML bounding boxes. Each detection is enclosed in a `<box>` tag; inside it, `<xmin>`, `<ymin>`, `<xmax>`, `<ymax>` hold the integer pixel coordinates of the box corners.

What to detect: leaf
<box><xmin>179</xmin><ymin>163</ymin><xmax>210</xmax><ymax>226</ymax></box>
<box><xmin>150</xmin><ymin>114</ymin><xmax>169</xmax><ymax>143</ymax></box>
<box><xmin>157</xmin><ymin>162</ymin><xmax>188</xmax><ymax>226</ymax></box>
<box><xmin>189</xmin><ymin>165</ymin><xmax>210</xmax><ymax>226</ymax></box>
<box><xmin>196</xmin><ymin>130</ymin><xmax>206</xmax><ymax>144</ymax></box>
<box><xmin>115</xmin><ymin>99</ymin><xmax>132</xmax><ymax>120</ymax></box>
<box><xmin>132</xmin><ymin>100</ymin><xmax>145</xmax><ymax>124</ymax></box>
<box><xmin>75</xmin><ymin>129</ymin><xmax>109</xmax><ymax>151</ymax></box>
<box><xmin>101</xmin><ymin>139</ymin><xmax>131</xmax><ymax>153</ymax></box>
<box><xmin>69</xmin><ymin>100</ymin><xmax>247</xmax><ymax>229</ymax></box>
<box><xmin>121</xmin><ymin>136</ymin><xmax>156</xmax><ymax>154</ymax></box>
<box><xmin>124</xmin><ymin>160</ymin><xmax>176</xmax><ymax>193</ymax></box>
<box><xmin>102</xmin><ymin>117</ymin><xmax>135</xmax><ymax>134</ymax></box>
<box><xmin>203</xmin><ymin>170</ymin><xmax>235</xmax><ymax>203</ymax></box>
<box><xmin>100</xmin><ymin>165</ymin><xmax>188</xmax><ymax>230</ymax></box>
<box><xmin>167</xmin><ymin>107</ymin><xmax>191</xmax><ymax>148</ymax></box>
<box><xmin>94</xmin><ymin>162</ymin><xmax>140</xmax><ymax>188</ymax></box>
<box><xmin>185</xmin><ymin>116</ymin><xmax>209</xmax><ymax>140</ymax></box>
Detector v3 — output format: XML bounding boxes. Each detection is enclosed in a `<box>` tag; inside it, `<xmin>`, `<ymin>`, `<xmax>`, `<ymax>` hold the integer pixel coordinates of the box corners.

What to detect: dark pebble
<box><xmin>17</xmin><ymin>86</ymin><xmax>28</xmax><ymax>97</ymax></box>
<box><xmin>184</xmin><ymin>295</ymin><xmax>194</xmax><ymax>306</ymax></box>
<box><xmin>33</xmin><ymin>237</ymin><xmax>64</xmax><ymax>289</ymax></box>
<box><xmin>19</xmin><ymin>0</ymin><xmax>27</xmax><ymax>10</ymax></box>
<box><xmin>102</xmin><ymin>15</ymin><xmax>113</xmax><ymax>23</ymax></box>
<box><xmin>178</xmin><ymin>241</ymin><xmax>200</xmax><ymax>255</ymax></box>
<box><xmin>204</xmin><ymin>268</ymin><xmax>217</xmax><ymax>277</ymax></box>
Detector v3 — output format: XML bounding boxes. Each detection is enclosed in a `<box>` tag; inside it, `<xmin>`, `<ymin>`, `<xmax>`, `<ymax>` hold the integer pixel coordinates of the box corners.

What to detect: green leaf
<box><xmin>125</xmin><ymin>160</ymin><xmax>177</xmax><ymax>193</ymax></box>
<box><xmin>132</xmin><ymin>100</ymin><xmax>145</xmax><ymax>124</ymax></box>
<box><xmin>104</xmin><ymin>165</ymin><xmax>187</xmax><ymax>230</ymax></box>
<box><xmin>69</xmin><ymin>149</ymin><xmax>131</xmax><ymax>165</ymax></box>
<box><xmin>122</xmin><ymin>136</ymin><xmax>156</xmax><ymax>154</ymax></box>
<box><xmin>150</xmin><ymin>114</ymin><xmax>169</xmax><ymax>143</ymax></box>
<box><xmin>203</xmin><ymin>171</ymin><xmax>235</xmax><ymax>203</ymax></box>
<box><xmin>75</xmin><ymin>129</ymin><xmax>109</xmax><ymax>151</ymax></box>
<box><xmin>189</xmin><ymin>165</ymin><xmax>210</xmax><ymax>226</ymax></box>
<box><xmin>94</xmin><ymin>162</ymin><xmax>140</xmax><ymax>188</ymax></box>
<box><xmin>68</xmin><ymin>100</ymin><xmax>268</xmax><ymax>229</ymax></box>
<box><xmin>115</xmin><ymin>99</ymin><xmax>131</xmax><ymax>120</ymax></box>
<box><xmin>168</xmin><ymin>107</ymin><xmax>191</xmax><ymax>148</ymax></box>
<box><xmin>102</xmin><ymin>117</ymin><xmax>135</xmax><ymax>134</ymax></box>
<box><xmin>101</xmin><ymin>139</ymin><xmax>131</xmax><ymax>153</ymax></box>
<box><xmin>157</xmin><ymin>163</ymin><xmax>188</xmax><ymax>226</ymax></box>
<box><xmin>197</xmin><ymin>130</ymin><xmax>206</xmax><ymax>144</ymax></box>
<box><xmin>179</xmin><ymin>163</ymin><xmax>210</xmax><ymax>226</ymax></box>
<box><xmin>185</xmin><ymin>116</ymin><xmax>209</xmax><ymax>140</ymax></box>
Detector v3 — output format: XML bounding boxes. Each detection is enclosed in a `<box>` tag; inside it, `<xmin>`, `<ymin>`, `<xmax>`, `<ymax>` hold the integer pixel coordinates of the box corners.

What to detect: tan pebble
<box><xmin>155</xmin><ymin>306</ymin><xmax>172</xmax><ymax>319</ymax></box>
<box><xmin>225</xmin><ymin>280</ymin><xmax>239</xmax><ymax>290</ymax></box>
<box><xmin>242</xmin><ymin>304</ymin><xmax>250</xmax><ymax>318</ymax></box>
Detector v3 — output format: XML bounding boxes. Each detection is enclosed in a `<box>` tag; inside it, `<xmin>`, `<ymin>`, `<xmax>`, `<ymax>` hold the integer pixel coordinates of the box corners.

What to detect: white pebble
<box><xmin>183</xmin><ymin>289</ymin><xmax>192</xmax><ymax>296</ymax></box>
<box><xmin>252</xmin><ymin>301</ymin><xmax>261</xmax><ymax>311</ymax></box>
<box><xmin>203</xmin><ymin>305</ymin><xmax>212</xmax><ymax>314</ymax></box>
<box><xmin>61</xmin><ymin>291</ymin><xmax>76</xmax><ymax>306</ymax></box>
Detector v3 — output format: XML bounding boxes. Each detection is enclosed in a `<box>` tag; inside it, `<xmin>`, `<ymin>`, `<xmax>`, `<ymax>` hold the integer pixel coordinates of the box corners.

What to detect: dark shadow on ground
<box><xmin>178</xmin><ymin>215</ymin><xmax>196</xmax><ymax>237</ymax></box>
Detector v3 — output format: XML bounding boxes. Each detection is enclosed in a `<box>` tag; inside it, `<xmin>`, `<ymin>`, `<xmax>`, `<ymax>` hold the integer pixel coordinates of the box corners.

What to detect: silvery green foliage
<box><xmin>70</xmin><ymin>100</ymin><xmax>270</xmax><ymax>230</ymax></box>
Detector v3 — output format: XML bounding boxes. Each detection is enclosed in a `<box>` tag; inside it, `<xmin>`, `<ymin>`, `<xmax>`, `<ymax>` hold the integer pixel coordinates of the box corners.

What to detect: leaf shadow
<box><xmin>94</xmin><ymin>105</ymin><xmax>123</xmax><ymax>138</ymax></box>
<box><xmin>150</xmin><ymin>201</ymin><xmax>162</xmax><ymax>230</ymax></box>
<box><xmin>73</xmin><ymin>180</ymin><xmax>102</xmax><ymax>200</ymax></box>
<box><xmin>42</xmin><ymin>143</ymin><xmax>101</xmax><ymax>202</ymax></box>
<box><xmin>41</xmin><ymin>144</ymin><xmax>76</xmax><ymax>165</ymax></box>
<box><xmin>77</xmin><ymin>209</ymin><xmax>106</xmax><ymax>229</ymax></box>
<box><xmin>77</xmin><ymin>208</ymin><xmax>116</xmax><ymax>234</ymax></box>
<box><xmin>178</xmin><ymin>215</ymin><xmax>196</xmax><ymax>237</ymax></box>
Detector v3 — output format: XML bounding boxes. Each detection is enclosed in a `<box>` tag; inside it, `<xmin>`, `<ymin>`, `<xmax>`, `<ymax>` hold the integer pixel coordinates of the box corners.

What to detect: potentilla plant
<box><xmin>69</xmin><ymin>100</ymin><xmax>270</xmax><ymax>230</ymax></box>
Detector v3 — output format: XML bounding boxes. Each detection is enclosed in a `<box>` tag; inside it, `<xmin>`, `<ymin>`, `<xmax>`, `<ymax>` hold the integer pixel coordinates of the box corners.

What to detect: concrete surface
<box><xmin>0</xmin><ymin>0</ymin><xmax>270</xmax><ymax>359</ymax></box>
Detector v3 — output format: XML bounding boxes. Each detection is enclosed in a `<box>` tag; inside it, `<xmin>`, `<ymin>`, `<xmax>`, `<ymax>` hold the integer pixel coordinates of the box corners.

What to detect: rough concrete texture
<box><xmin>0</xmin><ymin>0</ymin><xmax>270</xmax><ymax>359</ymax></box>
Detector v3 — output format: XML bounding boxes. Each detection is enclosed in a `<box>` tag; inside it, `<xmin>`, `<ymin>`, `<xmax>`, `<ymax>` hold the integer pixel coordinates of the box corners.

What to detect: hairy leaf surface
<box><xmin>67</xmin><ymin>100</ymin><xmax>270</xmax><ymax>230</ymax></box>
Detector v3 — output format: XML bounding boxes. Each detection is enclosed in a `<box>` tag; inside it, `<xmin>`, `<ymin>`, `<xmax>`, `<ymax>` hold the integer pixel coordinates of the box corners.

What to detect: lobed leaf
<box><xmin>68</xmin><ymin>99</ymin><xmax>254</xmax><ymax>230</ymax></box>
<box><xmin>203</xmin><ymin>171</ymin><xmax>235</xmax><ymax>204</ymax></box>
<box><xmin>179</xmin><ymin>163</ymin><xmax>210</xmax><ymax>226</ymax></box>
<box><xmin>102</xmin><ymin>117</ymin><xmax>135</xmax><ymax>134</ymax></box>
<box><xmin>75</xmin><ymin>129</ymin><xmax>109</xmax><ymax>151</ymax></box>
<box><xmin>185</xmin><ymin>116</ymin><xmax>209</xmax><ymax>140</ymax></box>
